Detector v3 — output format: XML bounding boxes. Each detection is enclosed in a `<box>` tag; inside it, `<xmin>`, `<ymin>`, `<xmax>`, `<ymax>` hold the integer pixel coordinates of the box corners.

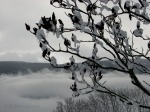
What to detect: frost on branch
<box><xmin>25</xmin><ymin>0</ymin><xmax>150</xmax><ymax>109</ymax></box>
<box><xmin>71</xmin><ymin>34</ymin><xmax>80</xmax><ymax>47</ymax></box>
<box><xmin>133</xmin><ymin>21</ymin><xmax>143</xmax><ymax>37</ymax></box>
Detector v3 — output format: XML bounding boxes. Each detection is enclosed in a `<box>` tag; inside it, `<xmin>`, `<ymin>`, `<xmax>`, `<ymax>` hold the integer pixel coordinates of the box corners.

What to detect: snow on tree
<box><xmin>25</xmin><ymin>0</ymin><xmax>150</xmax><ymax>109</ymax></box>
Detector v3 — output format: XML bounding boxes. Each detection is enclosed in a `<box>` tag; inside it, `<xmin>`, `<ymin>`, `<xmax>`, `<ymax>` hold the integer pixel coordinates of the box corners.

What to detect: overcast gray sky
<box><xmin>0</xmin><ymin>0</ymin><xmax>57</xmax><ymax>62</ymax></box>
<box><xmin>0</xmin><ymin>0</ymin><xmax>90</xmax><ymax>63</ymax></box>
<box><xmin>1</xmin><ymin>0</ymin><xmax>150</xmax><ymax>62</ymax></box>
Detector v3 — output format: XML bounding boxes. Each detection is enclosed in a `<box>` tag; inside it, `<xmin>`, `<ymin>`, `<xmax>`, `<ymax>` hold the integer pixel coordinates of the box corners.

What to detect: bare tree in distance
<box><xmin>25</xmin><ymin>0</ymin><xmax>150</xmax><ymax>109</ymax></box>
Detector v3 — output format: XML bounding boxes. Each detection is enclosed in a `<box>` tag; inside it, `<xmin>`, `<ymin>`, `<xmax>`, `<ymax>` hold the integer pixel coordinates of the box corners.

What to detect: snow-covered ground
<box><xmin>0</xmin><ymin>69</ymin><xmax>149</xmax><ymax>112</ymax></box>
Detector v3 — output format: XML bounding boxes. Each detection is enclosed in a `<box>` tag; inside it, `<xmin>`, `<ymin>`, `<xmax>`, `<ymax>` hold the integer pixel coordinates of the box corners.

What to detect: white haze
<box><xmin>0</xmin><ymin>69</ymin><xmax>150</xmax><ymax>112</ymax></box>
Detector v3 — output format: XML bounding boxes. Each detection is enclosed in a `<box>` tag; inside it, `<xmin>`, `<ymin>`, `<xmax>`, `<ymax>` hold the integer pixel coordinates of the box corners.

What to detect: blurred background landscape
<box><xmin>0</xmin><ymin>61</ymin><xmax>150</xmax><ymax>112</ymax></box>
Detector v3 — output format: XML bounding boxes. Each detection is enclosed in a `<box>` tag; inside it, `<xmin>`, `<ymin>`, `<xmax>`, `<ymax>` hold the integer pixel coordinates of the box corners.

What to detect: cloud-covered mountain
<box><xmin>0</xmin><ymin>61</ymin><xmax>53</xmax><ymax>74</ymax></box>
<box><xmin>0</xmin><ymin>59</ymin><xmax>149</xmax><ymax>75</ymax></box>
<box><xmin>0</xmin><ymin>61</ymin><xmax>105</xmax><ymax>75</ymax></box>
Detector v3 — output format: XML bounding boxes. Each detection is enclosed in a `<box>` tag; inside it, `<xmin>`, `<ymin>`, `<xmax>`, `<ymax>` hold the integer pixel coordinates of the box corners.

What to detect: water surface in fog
<box><xmin>0</xmin><ymin>69</ymin><xmax>149</xmax><ymax>112</ymax></box>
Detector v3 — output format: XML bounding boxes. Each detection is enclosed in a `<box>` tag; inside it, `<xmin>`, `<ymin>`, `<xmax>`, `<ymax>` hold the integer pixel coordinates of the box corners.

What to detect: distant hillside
<box><xmin>0</xmin><ymin>61</ymin><xmax>112</xmax><ymax>75</ymax></box>
<box><xmin>0</xmin><ymin>59</ymin><xmax>149</xmax><ymax>75</ymax></box>
<box><xmin>0</xmin><ymin>61</ymin><xmax>52</xmax><ymax>74</ymax></box>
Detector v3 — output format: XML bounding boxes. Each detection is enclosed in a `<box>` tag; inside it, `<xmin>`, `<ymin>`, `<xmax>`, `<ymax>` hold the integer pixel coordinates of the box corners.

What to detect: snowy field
<box><xmin>0</xmin><ymin>69</ymin><xmax>150</xmax><ymax>112</ymax></box>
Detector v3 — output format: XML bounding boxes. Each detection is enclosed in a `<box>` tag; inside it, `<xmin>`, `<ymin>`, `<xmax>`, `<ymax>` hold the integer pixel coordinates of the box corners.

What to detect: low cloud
<box><xmin>0</xmin><ymin>69</ymin><xmax>150</xmax><ymax>112</ymax></box>
<box><xmin>0</xmin><ymin>69</ymin><xmax>74</xmax><ymax>112</ymax></box>
<box><xmin>0</xmin><ymin>51</ymin><xmax>44</xmax><ymax>62</ymax></box>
